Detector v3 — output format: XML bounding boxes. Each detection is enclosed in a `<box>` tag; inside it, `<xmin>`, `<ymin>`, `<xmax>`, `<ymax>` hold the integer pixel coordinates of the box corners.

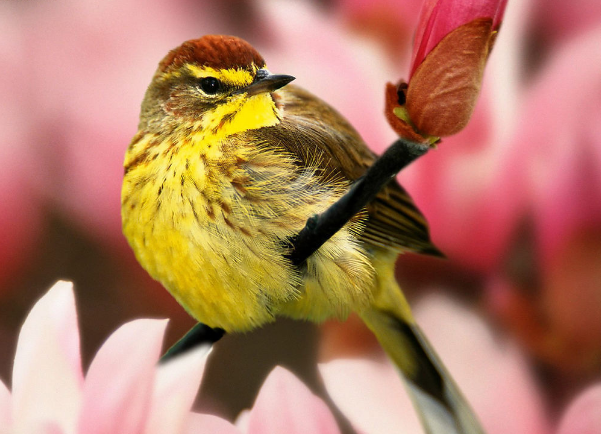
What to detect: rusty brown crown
<box><xmin>159</xmin><ymin>35</ymin><xmax>266</xmax><ymax>74</ymax></box>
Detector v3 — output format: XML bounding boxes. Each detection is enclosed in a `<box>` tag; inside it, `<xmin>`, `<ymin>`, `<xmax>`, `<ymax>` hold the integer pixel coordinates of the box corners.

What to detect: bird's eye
<box><xmin>199</xmin><ymin>77</ymin><xmax>221</xmax><ymax>95</ymax></box>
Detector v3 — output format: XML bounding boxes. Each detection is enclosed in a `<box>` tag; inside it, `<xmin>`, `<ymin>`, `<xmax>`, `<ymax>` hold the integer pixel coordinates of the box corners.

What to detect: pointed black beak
<box><xmin>242</xmin><ymin>71</ymin><xmax>295</xmax><ymax>96</ymax></box>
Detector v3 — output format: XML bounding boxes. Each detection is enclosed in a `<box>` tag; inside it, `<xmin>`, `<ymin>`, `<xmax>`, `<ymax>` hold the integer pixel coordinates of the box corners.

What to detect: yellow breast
<box><xmin>122</xmin><ymin>96</ymin><xmax>375</xmax><ymax>332</ymax></box>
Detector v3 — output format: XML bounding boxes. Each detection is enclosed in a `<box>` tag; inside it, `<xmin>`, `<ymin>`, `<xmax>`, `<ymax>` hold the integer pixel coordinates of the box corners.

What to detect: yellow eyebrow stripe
<box><xmin>186</xmin><ymin>64</ymin><xmax>254</xmax><ymax>87</ymax></box>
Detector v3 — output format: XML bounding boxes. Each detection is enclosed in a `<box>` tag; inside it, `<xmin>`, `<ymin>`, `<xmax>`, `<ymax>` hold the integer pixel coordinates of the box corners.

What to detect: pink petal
<box><xmin>532</xmin><ymin>0</ymin><xmax>601</xmax><ymax>44</ymax></box>
<box><xmin>398</xmin><ymin>2</ymin><xmax>527</xmax><ymax>272</ymax></box>
<box><xmin>0</xmin><ymin>4</ymin><xmax>44</xmax><ymax>289</ymax></box>
<box><xmin>398</xmin><ymin>89</ymin><xmax>525</xmax><ymax>271</ymax></box>
<box><xmin>12</xmin><ymin>281</ymin><xmax>83</xmax><ymax>433</ymax></box>
<box><xmin>184</xmin><ymin>413</ymin><xmax>241</xmax><ymax>434</ymax></box>
<box><xmin>34</xmin><ymin>422</ymin><xmax>66</xmax><ymax>434</ymax></box>
<box><xmin>557</xmin><ymin>383</ymin><xmax>601</xmax><ymax>434</ymax></box>
<box><xmin>411</xmin><ymin>0</ymin><xmax>508</xmax><ymax>76</ymax></box>
<box><xmin>415</xmin><ymin>295</ymin><xmax>549</xmax><ymax>434</ymax></box>
<box><xmin>247</xmin><ymin>366</ymin><xmax>340</xmax><ymax>434</ymax></box>
<box><xmin>146</xmin><ymin>346</ymin><xmax>212</xmax><ymax>434</ymax></box>
<box><xmin>320</xmin><ymin>358</ymin><xmax>421</xmax><ymax>434</ymax></box>
<box><xmin>484</xmin><ymin>27</ymin><xmax>601</xmax><ymax>371</ymax></box>
<box><xmin>322</xmin><ymin>295</ymin><xmax>550</xmax><ymax>434</ymax></box>
<box><xmin>0</xmin><ymin>378</ymin><xmax>11</xmax><ymax>427</ymax></box>
<box><xmin>77</xmin><ymin>319</ymin><xmax>167</xmax><ymax>434</ymax></box>
<box><xmin>517</xmin><ymin>26</ymin><xmax>601</xmax><ymax>264</ymax></box>
<box><xmin>336</xmin><ymin>0</ymin><xmax>423</xmax><ymax>55</ymax></box>
<box><xmin>0</xmin><ymin>119</ymin><xmax>42</xmax><ymax>289</ymax></box>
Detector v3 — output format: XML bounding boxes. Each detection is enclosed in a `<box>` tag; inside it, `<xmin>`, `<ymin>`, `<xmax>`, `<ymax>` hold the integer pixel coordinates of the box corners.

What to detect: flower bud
<box><xmin>386</xmin><ymin>0</ymin><xmax>507</xmax><ymax>143</ymax></box>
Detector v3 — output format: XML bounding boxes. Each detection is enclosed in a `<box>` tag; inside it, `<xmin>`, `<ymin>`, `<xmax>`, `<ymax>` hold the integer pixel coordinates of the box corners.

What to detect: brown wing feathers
<box><xmin>256</xmin><ymin>85</ymin><xmax>441</xmax><ymax>256</ymax></box>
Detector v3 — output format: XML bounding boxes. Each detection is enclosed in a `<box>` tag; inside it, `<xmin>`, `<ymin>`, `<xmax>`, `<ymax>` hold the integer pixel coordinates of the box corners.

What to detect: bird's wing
<box><xmin>250</xmin><ymin>85</ymin><xmax>441</xmax><ymax>256</ymax></box>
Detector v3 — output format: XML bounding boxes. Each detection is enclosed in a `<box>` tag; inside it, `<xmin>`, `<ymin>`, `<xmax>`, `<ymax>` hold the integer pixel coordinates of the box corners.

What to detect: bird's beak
<box><xmin>242</xmin><ymin>71</ymin><xmax>295</xmax><ymax>96</ymax></box>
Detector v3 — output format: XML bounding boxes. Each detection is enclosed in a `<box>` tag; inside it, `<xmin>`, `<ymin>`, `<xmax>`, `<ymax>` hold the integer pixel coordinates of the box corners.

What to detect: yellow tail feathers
<box><xmin>359</xmin><ymin>265</ymin><xmax>485</xmax><ymax>434</ymax></box>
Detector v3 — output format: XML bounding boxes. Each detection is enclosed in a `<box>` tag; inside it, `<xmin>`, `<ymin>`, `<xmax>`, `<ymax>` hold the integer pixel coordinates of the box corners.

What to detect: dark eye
<box><xmin>199</xmin><ymin>77</ymin><xmax>221</xmax><ymax>95</ymax></box>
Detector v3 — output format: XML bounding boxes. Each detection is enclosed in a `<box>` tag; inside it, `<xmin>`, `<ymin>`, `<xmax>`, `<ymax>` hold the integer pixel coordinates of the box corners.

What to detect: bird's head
<box><xmin>140</xmin><ymin>35</ymin><xmax>295</xmax><ymax>141</ymax></box>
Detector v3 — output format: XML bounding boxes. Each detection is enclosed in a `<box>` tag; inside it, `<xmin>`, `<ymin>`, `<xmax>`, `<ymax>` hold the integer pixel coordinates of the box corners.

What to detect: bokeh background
<box><xmin>2</xmin><ymin>0</ymin><xmax>601</xmax><ymax>432</ymax></box>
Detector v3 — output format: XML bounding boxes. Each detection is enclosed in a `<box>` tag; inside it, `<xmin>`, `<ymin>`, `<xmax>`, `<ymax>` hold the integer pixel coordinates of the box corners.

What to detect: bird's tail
<box><xmin>359</xmin><ymin>255</ymin><xmax>485</xmax><ymax>434</ymax></box>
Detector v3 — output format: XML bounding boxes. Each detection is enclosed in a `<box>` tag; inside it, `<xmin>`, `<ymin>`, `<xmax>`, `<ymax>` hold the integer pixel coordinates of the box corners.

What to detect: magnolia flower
<box><xmin>0</xmin><ymin>281</ymin><xmax>342</xmax><ymax>434</ymax></box>
<box><xmin>321</xmin><ymin>293</ymin><xmax>550</xmax><ymax>434</ymax></box>
<box><xmin>0</xmin><ymin>4</ymin><xmax>44</xmax><ymax>289</ymax></box>
<box><xmin>332</xmin><ymin>0</ymin><xmax>424</xmax><ymax>58</ymax></box>
<box><xmin>185</xmin><ymin>365</ymin><xmax>343</xmax><ymax>434</ymax></box>
<box><xmin>557</xmin><ymin>383</ymin><xmax>601</xmax><ymax>434</ymax></box>
<box><xmin>532</xmin><ymin>0</ymin><xmax>601</xmax><ymax>44</ymax></box>
<box><xmin>0</xmin><ymin>281</ymin><xmax>210</xmax><ymax>434</ymax></box>
<box><xmin>233</xmin><ymin>366</ymin><xmax>341</xmax><ymax>434</ymax></box>
<box><xmin>484</xmin><ymin>25</ymin><xmax>601</xmax><ymax>374</ymax></box>
<box><xmin>394</xmin><ymin>0</ymin><xmax>530</xmax><ymax>272</ymax></box>
<box><xmin>323</xmin><ymin>329</ymin><xmax>601</xmax><ymax>434</ymax></box>
<box><xmin>385</xmin><ymin>0</ymin><xmax>508</xmax><ymax>142</ymax></box>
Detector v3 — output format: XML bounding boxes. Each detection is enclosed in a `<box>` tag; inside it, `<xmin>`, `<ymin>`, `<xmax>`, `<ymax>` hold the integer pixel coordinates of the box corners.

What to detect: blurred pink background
<box><xmin>1</xmin><ymin>0</ymin><xmax>601</xmax><ymax>431</ymax></box>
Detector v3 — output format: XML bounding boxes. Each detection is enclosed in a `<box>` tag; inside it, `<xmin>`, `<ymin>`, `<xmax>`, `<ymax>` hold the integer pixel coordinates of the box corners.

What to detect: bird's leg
<box><xmin>160</xmin><ymin>322</ymin><xmax>225</xmax><ymax>363</ymax></box>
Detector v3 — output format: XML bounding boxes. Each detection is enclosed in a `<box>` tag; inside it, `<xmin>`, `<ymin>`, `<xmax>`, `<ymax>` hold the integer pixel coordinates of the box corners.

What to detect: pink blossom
<box><xmin>385</xmin><ymin>0</ymin><xmax>508</xmax><ymax>141</ymax></box>
<box><xmin>185</xmin><ymin>367</ymin><xmax>342</xmax><ymax>434</ymax></box>
<box><xmin>184</xmin><ymin>366</ymin><xmax>343</xmax><ymax>434</ymax></box>
<box><xmin>0</xmin><ymin>4</ymin><xmax>44</xmax><ymax>289</ymax></box>
<box><xmin>532</xmin><ymin>0</ymin><xmax>601</xmax><ymax>44</ymax></box>
<box><xmin>410</xmin><ymin>0</ymin><xmax>508</xmax><ymax>77</ymax></box>
<box><xmin>243</xmin><ymin>366</ymin><xmax>341</xmax><ymax>434</ymax></box>
<box><xmin>321</xmin><ymin>294</ymin><xmax>550</xmax><ymax>434</ymax></box>
<box><xmin>517</xmin><ymin>26</ymin><xmax>601</xmax><ymax>268</ymax></box>
<box><xmin>557</xmin><ymin>383</ymin><xmax>601</xmax><ymax>434</ymax></box>
<box><xmin>332</xmin><ymin>0</ymin><xmax>424</xmax><ymax>58</ymax></box>
<box><xmin>0</xmin><ymin>281</ymin><xmax>209</xmax><ymax>434</ymax></box>
<box><xmin>0</xmin><ymin>281</ymin><xmax>343</xmax><ymax>434</ymax></box>
<box><xmin>484</xmin><ymin>25</ymin><xmax>601</xmax><ymax>373</ymax></box>
<box><xmin>396</xmin><ymin>0</ymin><xmax>531</xmax><ymax>271</ymax></box>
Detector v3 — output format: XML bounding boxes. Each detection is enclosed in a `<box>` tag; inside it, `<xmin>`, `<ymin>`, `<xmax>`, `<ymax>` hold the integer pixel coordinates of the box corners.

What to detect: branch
<box><xmin>160</xmin><ymin>138</ymin><xmax>429</xmax><ymax>362</ymax></box>
<box><xmin>287</xmin><ymin>138</ymin><xmax>429</xmax><ymax>265</ymax></box>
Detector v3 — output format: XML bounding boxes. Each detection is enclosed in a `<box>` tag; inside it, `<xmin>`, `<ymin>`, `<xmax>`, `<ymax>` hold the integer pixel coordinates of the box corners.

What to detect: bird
<box><xmin>121</xmin><ymin>35</ymin><xmax>484</xmax><ymax>434</ymax></box>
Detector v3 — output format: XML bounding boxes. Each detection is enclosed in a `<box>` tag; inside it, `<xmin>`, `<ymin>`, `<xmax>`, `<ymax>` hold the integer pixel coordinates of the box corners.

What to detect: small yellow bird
<box><xmin>122</xmin><ymin>35</ymin><xmax>483</xmax><ymax>434</ymax></box>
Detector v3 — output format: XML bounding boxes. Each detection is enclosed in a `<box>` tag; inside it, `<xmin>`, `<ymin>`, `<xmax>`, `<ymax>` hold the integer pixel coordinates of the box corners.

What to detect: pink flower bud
<box><xmin>387</xmin><ymin>0</ymin><xmax>508</xmax><ymax>141</ymax></box>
